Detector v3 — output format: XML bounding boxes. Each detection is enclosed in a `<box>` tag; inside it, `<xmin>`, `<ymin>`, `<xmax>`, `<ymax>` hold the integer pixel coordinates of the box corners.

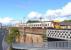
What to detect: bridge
<box><xmin>18</xmin><ymin>26</ymin><xmax>71</xmax><ymax>41</ymax></box>
<box><xmin>46</xmin><ymin>29</ymin><xmax>71</xmax><ymax>40</ymax></box>
<box><xmin>15</xmin><ymin>21</ymin><xmax>71</xmax><ymax>41</ymax></box>
<box><xmin>12</xmin><ymin>21</ymin><xmax>71</xmax><ymax>50</ymax></box>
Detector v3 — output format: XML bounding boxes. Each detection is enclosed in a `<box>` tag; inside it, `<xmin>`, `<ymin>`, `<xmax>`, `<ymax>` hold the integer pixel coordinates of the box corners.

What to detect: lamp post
<box><xmin>39</xmin><ymin>17</ymin><xmax>47</xmax><ymax>42</ymax></box>
<box><xmin>23</xmin><ymin>17</ymin><xmax>26</xmax><ymax>43</ymax></box>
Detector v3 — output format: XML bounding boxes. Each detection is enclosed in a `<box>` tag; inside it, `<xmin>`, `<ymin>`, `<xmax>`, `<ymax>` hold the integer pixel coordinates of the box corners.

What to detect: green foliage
<box><xmin>27</xmin><ymin>20</ymin><xmax>40</xmax><ymax>23</ymax></box>
<box><xmin>5</xmin><ymin>27</ymin><xmax>20</xmax><ymax>45</ymax></box>
<box><xmin>64</xmin><ymin>20</ymin><xmax>71</xmax><ymax>22</ymax></box>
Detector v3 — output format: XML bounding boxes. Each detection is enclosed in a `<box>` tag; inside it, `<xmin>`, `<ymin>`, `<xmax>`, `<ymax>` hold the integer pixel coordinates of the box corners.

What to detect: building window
<box><xmin>38</xmin><ymin>24</ymin><xmax>39</xmax><ymax>26</ymax></box>
<box><xmin>34</xmin><ymin>25</ymin><xmax>35</xmax><ymax>26</ymax></box>
<box><xmin>45</xmin><ymin>24</ymin><xmax>47</xmax><ymax>26</ymax></box>
<box><xmin>48</xmin><ymin>24</ymin><xmax>49</xmax><ymax>26</ymax></box>
<box><xmin>40</xmin><ymin>24</ymin><xmax>41</xmax><ymax>26</ymax></box>
<box><xmin>36</xmin><ymin>25</ymin><xmax>37</xmax><ymax>26</ymax></box>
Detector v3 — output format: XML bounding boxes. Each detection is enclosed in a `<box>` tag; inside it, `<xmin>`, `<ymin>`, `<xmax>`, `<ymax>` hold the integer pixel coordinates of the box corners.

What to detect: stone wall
<box><xmin>15</xmin><ymin>27</ymin><xmax>45</xmax><ymax>44</ymax></box>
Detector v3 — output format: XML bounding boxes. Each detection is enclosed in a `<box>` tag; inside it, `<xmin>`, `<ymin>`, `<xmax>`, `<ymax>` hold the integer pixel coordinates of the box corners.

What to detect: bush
<box><xmin>5</xmin><ymin>27</ymin><xmax>20</xmax><ymax>45</ymax></box>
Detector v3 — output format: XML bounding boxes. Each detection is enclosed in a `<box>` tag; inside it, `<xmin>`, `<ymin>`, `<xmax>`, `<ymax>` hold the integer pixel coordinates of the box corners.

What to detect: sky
<box><xmin>0</xmin><ymin>0</ymin><xmax>71</xmax><ymax>24</ymax></box>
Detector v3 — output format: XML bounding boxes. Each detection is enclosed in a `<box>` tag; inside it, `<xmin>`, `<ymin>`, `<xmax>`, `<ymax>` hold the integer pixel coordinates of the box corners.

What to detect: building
<box><xmin>15</xmin><ymin>21</ymin><xmax>54</xmax><ymax>43</ymax></box>
<box><xmin>16</xmin><ymin>21</ymin><xmax>54</xmax><ymax>28</ymax></box>
<box><xmin>60</xmin><ymin>22</ymin><xmax>71</xmax><ymax>29</ymax></box>
<box><xmin>15</xmin><ymin>21</ymin><xmax>54</xmax><ymax>44</ymax></box>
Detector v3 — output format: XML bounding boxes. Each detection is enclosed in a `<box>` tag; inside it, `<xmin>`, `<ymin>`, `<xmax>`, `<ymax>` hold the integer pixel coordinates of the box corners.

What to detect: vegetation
<box><xmin>27</xmin><ymin>20</ymin><xmax>40</xmax><ymax>23</ymax></box>
<box><xmin>5</xmin><ymin>27</ymin><xmax>20</xmax><ymax>45</ymax></box>
<box><xmin>64</xmin><ymin>20</ymin><xmax>71</xmax><ymax>22</ymax></box>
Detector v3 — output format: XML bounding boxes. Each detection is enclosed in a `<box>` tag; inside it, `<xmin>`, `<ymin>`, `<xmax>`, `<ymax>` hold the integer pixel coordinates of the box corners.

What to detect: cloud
<box><xmin>45</xmin><ymin>2</ymin><xmax>71</xmax><ymax>21</ymax></box>
<box><xmin>27</xmin><ymin>2</ymin><xmax>71</xmax><ymax>21</ymax></box>
<box><xmin>0</xmin><ymin>17</ymin><xmax>19</xmax><ymax>24</ymax></box>
<box><xmin>27</xmin><ymin>11</ymin><xmax>42</xmax><ymax>19</ymax></box>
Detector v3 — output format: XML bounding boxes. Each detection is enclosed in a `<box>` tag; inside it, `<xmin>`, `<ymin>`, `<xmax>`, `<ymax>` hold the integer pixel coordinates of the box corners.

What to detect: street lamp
<box><xmin>39</xmin><ymin>17</ymin><xmax>47</xmax><ymax>42</ymax></box>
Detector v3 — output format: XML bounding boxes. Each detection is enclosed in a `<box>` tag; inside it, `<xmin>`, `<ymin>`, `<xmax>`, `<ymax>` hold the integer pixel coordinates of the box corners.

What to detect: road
<box><xmin>0</xmin><ymin>28</ymin><xmax>8</xmax><ymax>50</ymax></box>
<box><xmin>0</xmin><ymin>29</ymin><xmax>6</xmax><ymax>50</ymax></box>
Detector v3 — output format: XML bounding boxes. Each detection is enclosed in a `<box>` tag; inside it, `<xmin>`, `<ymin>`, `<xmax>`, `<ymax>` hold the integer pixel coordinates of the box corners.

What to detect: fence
<box><xmin>48</xmin><ymin>41</ymin><xmax>71</xmax><ymax>49</ymax></box>
<box><xmin>12</xmin><ymin>41</ymin><xmax>71</xmax><ymax>49</ymax></box>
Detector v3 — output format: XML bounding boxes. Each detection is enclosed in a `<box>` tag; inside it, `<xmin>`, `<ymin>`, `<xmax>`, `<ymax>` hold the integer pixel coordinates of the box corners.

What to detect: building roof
<box><xmin>60</xmin><ymin>22</ymin><xmax>71</xmax><ymax>26</ymax></box>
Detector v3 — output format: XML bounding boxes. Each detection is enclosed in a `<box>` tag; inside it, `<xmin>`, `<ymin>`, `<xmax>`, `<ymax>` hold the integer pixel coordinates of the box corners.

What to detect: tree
<box><xmin>5</xmin><ymin>27</ymin><xmax>20</xmax><ymax>45</ymax></box>
<box><xmin>27</xmin><ymin>20</ymin><xmax>40</xmax><ymax>23</ymax></box>
<box><xmin>64</xmin><ymin>20</ymin><xmax>71</xmax><ymax>22</ymax></box>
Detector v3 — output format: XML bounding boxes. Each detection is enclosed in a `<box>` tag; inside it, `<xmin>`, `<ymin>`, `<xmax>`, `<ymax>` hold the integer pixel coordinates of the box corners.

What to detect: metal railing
<box><xmin>48</xmin><ymin>41</ymin><xmax>71</xmax><ymax>49</ymax></box>
<box><xmin>12</xmin><ymin>41</ymin><xmax>71</xmax><ymax>49</ymax></box>
<box><xmin>12</xmin><ymin>42</ymin><xmax>48</xmax><ymax>49</ymax></box>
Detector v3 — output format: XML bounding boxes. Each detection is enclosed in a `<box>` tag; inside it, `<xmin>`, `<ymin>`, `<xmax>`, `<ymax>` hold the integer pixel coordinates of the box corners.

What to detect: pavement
<box><xmin>1</xmin><ymin>29</ymin><xmax>8</xmax><ymax>50</ymax></box>
<box><xmin>0</xmin><ymin>29</ymin><xmax>6</xmax><ymax>50</ymax></box>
